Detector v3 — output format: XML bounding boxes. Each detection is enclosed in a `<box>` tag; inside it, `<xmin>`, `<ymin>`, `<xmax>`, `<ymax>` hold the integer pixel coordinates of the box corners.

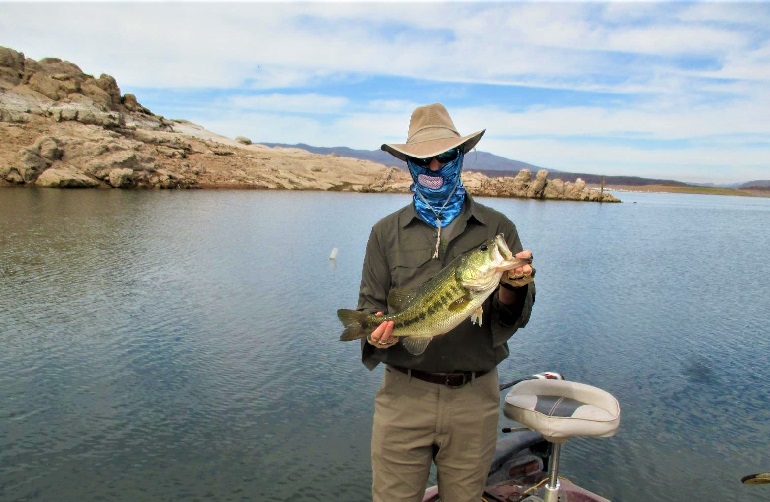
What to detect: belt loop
<box><xmin>407</xmin><ymin>368</ymin><xmax>412</xmax><ymax>382</ymax></box>
<box><xmin>471</xmin><ymin>371</ymin><xmax>476</xmax><ymax>385</ymax></box>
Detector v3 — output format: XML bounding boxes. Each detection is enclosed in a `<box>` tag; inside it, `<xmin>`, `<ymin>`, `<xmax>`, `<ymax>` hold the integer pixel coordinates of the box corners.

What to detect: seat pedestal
<box><xmin>503</xmin><ymin>379</ymin><xmax>621</xmax><ymax>502</ymax></box>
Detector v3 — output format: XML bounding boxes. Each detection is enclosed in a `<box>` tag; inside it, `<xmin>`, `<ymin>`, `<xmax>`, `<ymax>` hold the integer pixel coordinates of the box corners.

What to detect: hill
<box><xmin>2</xmin><ymin>45</ymin><xmax>764</xmax><ymax>200</ymax></box>
<box><xmin>739</xmin><ymin>180</ymin><xmax>770</xmax><ymax>189</ymax></box>
<box><xmin>260</xmin><ymin>143</ymin><xmax>696</xmax><ymax>188</ymax></box>
<box><xmin>261</xmin><ymin>143</ymin><xmax>545</xmax><ymax>173</ymax></box>
<box><xmin>0</xmin><ymin>45</ymin><xmax>623</xmax><ymax>202</ymax></box>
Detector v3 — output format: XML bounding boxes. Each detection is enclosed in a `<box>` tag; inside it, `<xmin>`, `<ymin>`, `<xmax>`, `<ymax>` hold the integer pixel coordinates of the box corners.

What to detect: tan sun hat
<box><xmin>381</xmin><ymin>103</ymin><xmax>485</xmax><ymax>161</ymax></box>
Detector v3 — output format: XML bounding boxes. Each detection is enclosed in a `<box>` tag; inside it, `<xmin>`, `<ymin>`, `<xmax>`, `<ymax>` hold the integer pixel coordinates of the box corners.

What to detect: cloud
<box><xmin>1</xmin><ymin>1</ymin><xmax>768</xmax><ymax>183</ymax></box>
<box><xmin>224</xmin><ymin>94</ymin><xmax>349</xmax><ymax>114</ymax></box>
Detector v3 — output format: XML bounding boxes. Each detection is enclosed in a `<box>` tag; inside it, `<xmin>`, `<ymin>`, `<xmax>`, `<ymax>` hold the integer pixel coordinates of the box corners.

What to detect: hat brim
<box><xmin>381</xmin><ymin>129</ymin><xmax>485</xmax><ymax>162</ymax></box>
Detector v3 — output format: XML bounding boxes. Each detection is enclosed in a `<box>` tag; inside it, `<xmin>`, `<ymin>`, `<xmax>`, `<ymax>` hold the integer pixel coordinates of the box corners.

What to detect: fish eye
<box><xmin>480</xmin><ymin>244</ymin><xmax>488</xmax><ymax>251</ymax></box>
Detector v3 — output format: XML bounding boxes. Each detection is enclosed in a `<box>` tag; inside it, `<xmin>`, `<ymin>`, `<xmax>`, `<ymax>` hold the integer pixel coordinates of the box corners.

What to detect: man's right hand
<box><xmin>366</xmin><ymin>312</ymin><xmax>397</xmax><ymax>349</ymax></box>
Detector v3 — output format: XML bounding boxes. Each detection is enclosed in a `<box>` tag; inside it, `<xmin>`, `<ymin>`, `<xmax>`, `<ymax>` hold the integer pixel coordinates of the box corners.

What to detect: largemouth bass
<box><xmin>337</xmin><ymin>234</ymin><xmax>530</xmax><ymax>355</ymax></box>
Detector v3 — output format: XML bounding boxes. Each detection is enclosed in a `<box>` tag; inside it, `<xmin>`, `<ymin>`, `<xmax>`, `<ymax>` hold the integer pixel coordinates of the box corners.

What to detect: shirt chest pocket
<box><xmin>388</xmin><ymin>248</ymin><xmax>440</xmax><ymax>290</ymax></box>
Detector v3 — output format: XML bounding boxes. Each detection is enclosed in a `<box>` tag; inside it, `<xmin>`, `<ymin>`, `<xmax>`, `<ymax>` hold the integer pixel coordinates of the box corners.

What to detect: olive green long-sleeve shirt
<box><xmin>357</xmin><ymin>195</ymin><xmax>535</xmax><ymax>372</ymax></box>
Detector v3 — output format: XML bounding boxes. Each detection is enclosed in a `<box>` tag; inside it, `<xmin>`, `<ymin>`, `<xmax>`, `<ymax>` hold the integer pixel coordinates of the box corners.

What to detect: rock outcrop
<box><xmin>0</xmin><ymin>46</ymin><xmax>619</xmax><ymax>202</ymax></box>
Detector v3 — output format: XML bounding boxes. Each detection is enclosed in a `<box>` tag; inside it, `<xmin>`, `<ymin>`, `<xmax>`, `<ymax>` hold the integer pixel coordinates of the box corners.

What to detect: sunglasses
<box><xmin>408</xmin><ymin>148</ymin><xmax>461</xmax><ymax>167</ymax></box>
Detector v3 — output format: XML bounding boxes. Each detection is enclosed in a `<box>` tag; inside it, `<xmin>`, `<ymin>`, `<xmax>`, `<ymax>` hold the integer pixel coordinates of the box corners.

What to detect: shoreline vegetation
<box><xmin>1</xmin><ymin>46</ymin><xmax>765</xmax><ymax>201</ymax></box>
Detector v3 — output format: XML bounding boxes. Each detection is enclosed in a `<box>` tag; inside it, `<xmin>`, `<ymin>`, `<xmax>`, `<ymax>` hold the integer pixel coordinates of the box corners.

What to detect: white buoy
<box><xmin>329</xmin><ymin>247</ymin><xmax>339</xmax><ymax>260</ymax></box>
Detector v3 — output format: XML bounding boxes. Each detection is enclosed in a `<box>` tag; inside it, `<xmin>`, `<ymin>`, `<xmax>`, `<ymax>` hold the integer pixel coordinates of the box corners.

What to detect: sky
<box><xmin>1</xmin><ymin>1</ymin><xmax>769</xmax><ymax>184</ymax></box>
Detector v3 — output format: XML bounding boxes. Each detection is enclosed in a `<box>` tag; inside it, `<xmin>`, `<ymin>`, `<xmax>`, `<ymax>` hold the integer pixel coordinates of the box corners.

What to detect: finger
<box><xmin>511</xmin><ymin>264</ymin><xmax>533</xmax><ymax>277</ymax></box>
<box><xmin>370</xmin><ymin>312</ymin><xmax>386</xmax><ymax>341</ymax></box>
<box><xmin>370</xmin><ymin>320</ymin><xmax>388</xmax><ymax>342</ymax></box>
<box><xmin>515</xmin><ymin>250</ymin><xmax>533</xmax><ymax>263</ymax></box>
<box><xmin>380</xmin><ymin>321</ymin><xmax>395</xmax><ymax>342</ymax></box>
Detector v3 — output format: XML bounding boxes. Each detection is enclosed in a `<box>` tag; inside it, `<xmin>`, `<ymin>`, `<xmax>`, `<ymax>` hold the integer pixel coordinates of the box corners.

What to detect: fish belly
<box><xmin>390</xmin><ymin>292</ymin><xmax>486</xmax><ymax>339</ymax></box>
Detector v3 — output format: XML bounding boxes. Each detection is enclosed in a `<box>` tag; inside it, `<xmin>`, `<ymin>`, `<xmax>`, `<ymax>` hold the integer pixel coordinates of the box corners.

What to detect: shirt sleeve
<box><xmin>357</xmin><ymin>225</ymin><xmax>393</xmax><ymax>370</ymax></box>
<box><xmin>489</xmin><ymin>220</ymin><xmax>536</xmax><ymax>347</ymax></box>
<box><xmin>356</xmin><ymin>225</ymin><xmax>391</xmax><ymax>315</ymax></box>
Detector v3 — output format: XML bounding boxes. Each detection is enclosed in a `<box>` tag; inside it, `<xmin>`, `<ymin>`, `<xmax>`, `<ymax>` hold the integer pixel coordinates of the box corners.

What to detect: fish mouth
<box><xmin>494</xmin><ymin>234</ymin><xmax>513</xmax><ymax>261</ymax></box>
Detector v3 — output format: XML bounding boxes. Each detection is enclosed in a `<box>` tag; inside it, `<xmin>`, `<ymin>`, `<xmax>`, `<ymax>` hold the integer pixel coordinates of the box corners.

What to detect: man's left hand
<box><xmin>501</xmin><ymin>250</ymin><xmax>535</xmax><ymax>288</ymax></box>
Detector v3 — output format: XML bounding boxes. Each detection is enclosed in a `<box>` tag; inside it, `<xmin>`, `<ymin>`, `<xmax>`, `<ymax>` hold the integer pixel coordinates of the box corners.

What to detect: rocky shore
<box><xmin>0</xmin><ymin>46</ymin><xmax>619</xmax><ymax>202</ymax></box>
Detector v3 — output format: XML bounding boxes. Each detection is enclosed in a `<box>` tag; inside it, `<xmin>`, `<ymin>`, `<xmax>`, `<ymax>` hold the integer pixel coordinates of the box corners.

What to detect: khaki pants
<box><xmin>371</xmin><ymin>366</ymin><xmax>499</xmax><ymax>502</ymax></box>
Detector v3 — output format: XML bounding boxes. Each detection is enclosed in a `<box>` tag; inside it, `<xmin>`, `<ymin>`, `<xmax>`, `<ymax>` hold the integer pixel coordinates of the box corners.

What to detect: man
<box><xmin>356</xmin><ymin>103</ymin><xmax>535</xmax><ymax>502</ymax></box>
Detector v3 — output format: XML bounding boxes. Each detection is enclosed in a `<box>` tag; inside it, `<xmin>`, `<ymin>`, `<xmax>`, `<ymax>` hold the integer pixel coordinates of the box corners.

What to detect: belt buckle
<box><xmin>445</xmin><ymin>373</ymin><xmax>467</xmax><ymax>388</ymax></box>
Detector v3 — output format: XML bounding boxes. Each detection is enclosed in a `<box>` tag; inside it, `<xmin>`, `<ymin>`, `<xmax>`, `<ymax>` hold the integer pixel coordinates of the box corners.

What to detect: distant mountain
<box><xmin>699</xmin><ymin>180</ymin><xmax>770</xmax><ymax>190</ymax></box>
<box><xmin>738</xmin><ymin>180</ymin><xmax>770</xmax><ymax>189</ymax></box>
<box><xmin>260</xmin><ymin>143</ymin><xmax>399</xmax><ymax>167</ymax></box>
<box><xmin>260</xmin><ymin>143</ymin><xmax>693</xmax><ymax>187</ymax></box>
<box><xmin>261</xmin><ymin>143</ymin><xmax>546</xmax><ymax>171</ymax></box>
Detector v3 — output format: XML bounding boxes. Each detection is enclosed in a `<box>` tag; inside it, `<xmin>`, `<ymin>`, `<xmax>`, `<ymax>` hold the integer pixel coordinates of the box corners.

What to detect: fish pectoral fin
<box><xmin>447</xmin><ymin>293</ymin><xmax>471</xmax><ymax>312</ymax></box>
<box><xmin>471</xmin><ymin>306</ymin><xmax>484</xmax><ymax>326</ymax></box>
<box><xmin>400</xmin><ymin>336</ymin><xmax>432</xmax><ymax>355</ymax></box>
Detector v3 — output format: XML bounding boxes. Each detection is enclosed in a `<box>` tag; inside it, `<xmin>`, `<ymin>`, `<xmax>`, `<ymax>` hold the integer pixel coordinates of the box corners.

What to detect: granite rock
<box><xmin>0</xmin><ymin>45</ymin><xmax>619</xmax><ymax>202</ymax></box>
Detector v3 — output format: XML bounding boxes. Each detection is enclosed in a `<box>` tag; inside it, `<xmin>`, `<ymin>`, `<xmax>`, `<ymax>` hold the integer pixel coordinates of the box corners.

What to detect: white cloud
<box><xmin>224</xmin><ymin>94</ymin><xmax>349</xmax><ymax>114</ymax></box>
<box><xmin>1</xmin><ymin>1</ymin><xmax>769</xmax><ymax>183</ymax></box>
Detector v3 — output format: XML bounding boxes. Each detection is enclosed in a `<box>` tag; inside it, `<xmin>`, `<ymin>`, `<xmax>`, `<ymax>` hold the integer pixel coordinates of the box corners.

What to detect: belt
<box><xmin>390</xmin><ymin>365</ymin><xmax>488</xmax><ymax>388</ymax></box>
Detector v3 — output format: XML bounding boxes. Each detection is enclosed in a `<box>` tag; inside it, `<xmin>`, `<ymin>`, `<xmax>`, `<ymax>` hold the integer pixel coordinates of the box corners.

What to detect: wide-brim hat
<box><xmin>381</xmin><ymin>103</ymin><xmax>485</xmax><ymax>161</ymax></box>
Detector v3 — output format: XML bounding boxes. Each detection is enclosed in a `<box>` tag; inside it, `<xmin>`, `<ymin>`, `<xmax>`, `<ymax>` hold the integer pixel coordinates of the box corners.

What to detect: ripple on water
<box><xmin>2</xmin><ymin>190</ymin><xmax>770</xmax><ymax>501</ymax></box>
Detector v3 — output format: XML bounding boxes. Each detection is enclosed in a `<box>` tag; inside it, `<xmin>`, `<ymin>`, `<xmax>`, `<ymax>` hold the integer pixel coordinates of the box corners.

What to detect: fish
<box><xmin>337</xmin><ymin>234</ymin><xmax>530</xmax><ymax>355</ymax></box>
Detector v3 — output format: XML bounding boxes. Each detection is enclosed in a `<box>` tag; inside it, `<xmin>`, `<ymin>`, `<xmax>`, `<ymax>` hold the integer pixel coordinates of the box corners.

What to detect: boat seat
<box><xmin>504</xmin><ymin>379</ymin><xmax>620</xmax><ymax>444</ymax></box>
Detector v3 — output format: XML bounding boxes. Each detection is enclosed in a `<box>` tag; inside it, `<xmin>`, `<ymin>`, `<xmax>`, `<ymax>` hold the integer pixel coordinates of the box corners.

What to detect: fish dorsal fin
<box><xmin>400</xmin><ymin>336</ymin><xmax>432</xmax><ymax>355</ymax></box>
<box><xmin>387</xmin><ymin>288</ymin><xmax>417</xmax><ymax>313</ymax></box>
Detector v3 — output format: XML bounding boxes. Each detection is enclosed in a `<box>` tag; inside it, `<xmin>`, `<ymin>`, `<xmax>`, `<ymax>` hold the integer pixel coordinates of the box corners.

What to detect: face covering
<box><xmin>407</xmin><ymin>151</ymin><xmax>466</xmax><ymax>258</ymax></box>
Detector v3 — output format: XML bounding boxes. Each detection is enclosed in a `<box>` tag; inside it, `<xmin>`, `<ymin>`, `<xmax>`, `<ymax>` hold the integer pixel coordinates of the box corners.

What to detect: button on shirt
<box><xmin>357</xmin><ymin>195</ymin><xmax>535</xmax><ymax>373</ymax></box>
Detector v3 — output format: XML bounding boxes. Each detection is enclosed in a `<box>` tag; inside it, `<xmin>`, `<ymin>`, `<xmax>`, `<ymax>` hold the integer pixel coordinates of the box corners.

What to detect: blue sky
<box><xmin>2</xmin><ymin>1</ymin><xmax>769</xmax><ymax>184</ymax></box>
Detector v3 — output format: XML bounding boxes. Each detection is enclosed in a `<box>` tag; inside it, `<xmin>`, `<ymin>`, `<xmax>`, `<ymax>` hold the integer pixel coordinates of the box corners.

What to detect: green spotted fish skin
<box><xmin>337</xmin><ymin>234</ymin><xmax>529</xmax><ymax>355</ymax></box>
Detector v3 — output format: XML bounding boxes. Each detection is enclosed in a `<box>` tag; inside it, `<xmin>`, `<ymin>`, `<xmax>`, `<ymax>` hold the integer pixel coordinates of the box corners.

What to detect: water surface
<box><xmin>1</xmin><ymin>188</ymin><xmax>768</xmax><ymax>501</ymax></box>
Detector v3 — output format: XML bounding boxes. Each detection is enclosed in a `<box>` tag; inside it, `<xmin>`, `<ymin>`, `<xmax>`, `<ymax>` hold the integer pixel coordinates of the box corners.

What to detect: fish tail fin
<box><xmin>337</xmin><ymin>309</ymin><xmax>369</xmax><ymax>341</ymax></box>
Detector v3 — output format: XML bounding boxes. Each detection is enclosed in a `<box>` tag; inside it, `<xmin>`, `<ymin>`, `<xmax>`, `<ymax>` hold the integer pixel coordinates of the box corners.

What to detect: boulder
<box><xmin>149</xmin><ymin>169</ymin><xmax>194</xmax><ymax>189</ymax></box>
<box><xmin>4</xmin><ymin>136</ymin><xmax>65</xmax><ymax>184</ymax></box>
<box><xmin>81</xmin><ymin>81</ymin><xmax>115</xmax><ymax>110</ymax></box>
<box><xmin>36</xmin><ymin>136</ymin><xmax>63</xmax><ymax>161</ymax></box>
<box><xmin>543</xmin><ymin>178</ymin><xmax>564</xmax><ymax>199</ymax></box>
<box><xmin>122</xmin><ymin>93</ymin><xmax>151</xmax><ymax>114</ymax></box>
<box><xmin>27</xmin><ymin>71</ymin><xmax>82</xmax><ymax>101</ymax></box>
<box><xmin>564</xmin><ymin>178</ymin><xmax>587</xmax><ymax>200</ymax></box>
<box><xmin>0</xmin><ymin>46</ymin><xmax>25</xmax><ymax>87</ymax></box>
<box><xmin>51</xmin><ymin>106</ymin><xmax>79</xmax><ymax>122</ymax></box>
<box><xmin>527</xmin><ymin>169</ymin><xmax>548</xmax><ymax>198</ymax></box>
<box><xmin>512</xmin><ymin>169</ymin><xmax>532</xmax><ymax>193</ymax></box>
<box><xmin>108</xmin><ymin>168</ymin><xmax>134</xmax><ymax>188</ymax></box>
<box><xmin>85</xmin><ymin>150</ymin><xmax>152</xmax><ymax>179</ymax></box>
<box><xmin>95</xmin><ymin>74</ymin><xmax>122</xmax><ymax>108</ymax></box>
<box><xmin>15</xmin><ymin>148</ymin><xmax>50</xmax><ymax>182</ymax></box>
<box><xmin>75</xmin><ymin>109</ymin><xmax>123</xmax><ymax>128</ymax></box>
<box><xmin>35</xmin><ymin>167</ymin><xmax>100</xmax><ymax>188</ymax></box>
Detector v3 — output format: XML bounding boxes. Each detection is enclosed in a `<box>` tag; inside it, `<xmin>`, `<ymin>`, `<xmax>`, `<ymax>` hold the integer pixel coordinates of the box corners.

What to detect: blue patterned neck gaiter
<box><xmin>407</xmin><ymin>151</ymin><xmax>466</xmax><ymax>229</ymax></box>
<box><xmin>407</xmin><ymin>152</ymin><xmax>466</xmax><ymax>258</ymax></box>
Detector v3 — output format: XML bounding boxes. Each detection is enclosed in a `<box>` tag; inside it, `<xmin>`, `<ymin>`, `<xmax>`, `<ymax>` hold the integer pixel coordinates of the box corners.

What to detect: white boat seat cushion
<box><xmin>504</xmin><ymin>379</ymin><xmax>620</xmax><ymax>444</ymax></box>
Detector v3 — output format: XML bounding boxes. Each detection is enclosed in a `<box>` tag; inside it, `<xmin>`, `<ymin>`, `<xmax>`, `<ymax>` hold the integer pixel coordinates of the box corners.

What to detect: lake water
<box><xmin>1</xmin><ymin>188</ymin><xmax>768</xmax><ymax>502</ymax></box>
